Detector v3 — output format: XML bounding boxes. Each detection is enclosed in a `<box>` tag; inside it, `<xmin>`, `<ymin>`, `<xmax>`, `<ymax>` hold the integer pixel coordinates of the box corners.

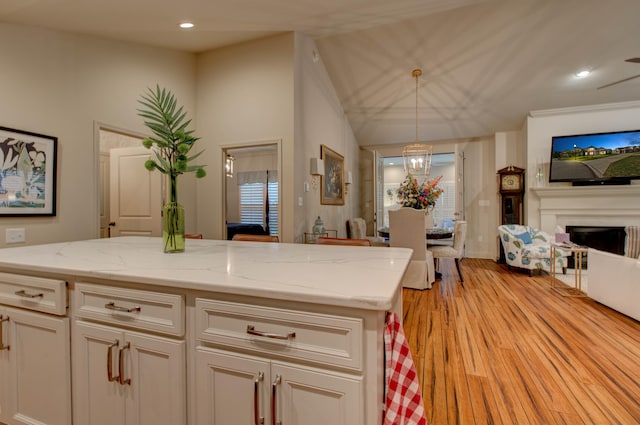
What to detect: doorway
<box><xmin>223</xmin><ymin>142</ymin><xmax>280</xmax><ymax>240</ymax></box>
<box><xmin>98</xmin><ymin>126</ymin><xmax>161</xmax><ymax>238</ymax></box>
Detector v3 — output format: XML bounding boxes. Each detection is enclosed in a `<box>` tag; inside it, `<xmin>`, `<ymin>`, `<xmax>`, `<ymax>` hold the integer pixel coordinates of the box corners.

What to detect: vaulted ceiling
<box><xmin>2</xmin><ymin>0</ymin><xmax>639</xmax><ymax>145</ymax></box>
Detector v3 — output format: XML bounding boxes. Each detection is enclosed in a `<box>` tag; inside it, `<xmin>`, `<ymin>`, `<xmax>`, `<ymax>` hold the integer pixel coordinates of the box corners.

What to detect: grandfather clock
<box><xmin>498</xmin><ymin>165</ymin><xmax>525</xmax><ymax>225</ymax></box>
<box><xmin>497</xmin><ymin>166</ymin><xmax>525</xmax><ymax>263</ymax></box>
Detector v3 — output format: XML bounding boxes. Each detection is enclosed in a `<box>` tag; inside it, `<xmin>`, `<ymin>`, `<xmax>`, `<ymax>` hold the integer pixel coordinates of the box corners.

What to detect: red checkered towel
<box><xmin>384</xmin><ymin>312</ymin><xmax>427</xmax><ymax>425</ymax></box>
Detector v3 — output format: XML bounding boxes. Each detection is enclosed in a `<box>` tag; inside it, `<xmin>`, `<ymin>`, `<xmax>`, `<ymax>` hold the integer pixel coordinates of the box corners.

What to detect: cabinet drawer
<box><xmin>195</xmin><ymin>299</ymin><xmax>363</xmax><ymax>370</ymax></box>
<box><xmin>74</xmin><ymin>282</ymin><xmax>184</xmax><ymax>336</ymax></box>
<box><xmin>0</xmin><ymin>272</ymin><xmax>67</xmax><ymax>315</ymax></box>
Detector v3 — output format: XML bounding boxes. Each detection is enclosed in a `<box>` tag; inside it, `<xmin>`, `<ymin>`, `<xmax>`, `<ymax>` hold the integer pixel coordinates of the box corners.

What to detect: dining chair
<box><xmin>346</xmin><ymin>218</ymin><xmax>386</xmax><ymax>246</ymax></box>
<box><xmin>232</xmin><ymin>234</ymin><xmax>280</xmax><ymax>242</ymax></box>
<box><xmin>430</xmin><ymin>220</ymin><xmax>467</xmax><ymax>284</ymax></box>
<box><xmin>316</xmin><ymin>237</ymin><xmax>371</xmax><ymax>246</ymax></box>
<box><xmin>388</xmin><ymin>208</ymin><xmax>435</xmax><ymax>289</ymax></box>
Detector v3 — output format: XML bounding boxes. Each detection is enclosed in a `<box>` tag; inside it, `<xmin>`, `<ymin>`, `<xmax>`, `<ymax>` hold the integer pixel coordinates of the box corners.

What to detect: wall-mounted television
<box><xmin>549</xmin><ymin>129</ymin><xmax>640</xmax><ymax>185</ymax></box>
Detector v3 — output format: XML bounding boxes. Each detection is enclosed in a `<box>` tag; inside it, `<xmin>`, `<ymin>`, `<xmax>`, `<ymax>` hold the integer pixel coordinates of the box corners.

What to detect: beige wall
<box><xmin>195</xmin><ymin>34</ymin><xmax>295</xmax><ymax>241</ymax></box>
<box><xmin>294</xmin><ymin>34</ymin><xmax>359</xmax><ymax>241</ymax></box>
<box><xmin>365</xmin><ymin>137</ymin><xmax>500</xmax><ymax>259</ymax></box>
<box><xmin>0</xmin><ymin>23</ymin><xmax>196</xmax><ymax>248</ymax></box>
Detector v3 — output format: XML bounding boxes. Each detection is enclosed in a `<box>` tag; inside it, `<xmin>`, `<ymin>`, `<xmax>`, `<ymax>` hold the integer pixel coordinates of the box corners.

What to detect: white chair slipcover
<box><xmin>389</xmin><ymin>208</ymin><xmax>435</xmax><ymax>289</ymax></box>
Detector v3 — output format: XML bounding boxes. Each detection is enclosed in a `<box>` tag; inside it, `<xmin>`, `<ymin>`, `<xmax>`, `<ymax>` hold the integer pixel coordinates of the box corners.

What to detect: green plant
<box><xmin>137</xmin><ymin>85</ymin><xmax>206</xmax><ymax>252</ymax></box>
<box><xmin>137</xmin><ymin>85</ymin><xmax>206</xmax><ymax>203</ymax></box>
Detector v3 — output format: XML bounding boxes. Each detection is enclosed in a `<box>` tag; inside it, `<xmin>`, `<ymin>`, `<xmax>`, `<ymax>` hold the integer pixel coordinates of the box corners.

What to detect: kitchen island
<box><xmin>0</xmin><ymin>237</ymin><xmax>411</xmax><ymax>425</ymax></box>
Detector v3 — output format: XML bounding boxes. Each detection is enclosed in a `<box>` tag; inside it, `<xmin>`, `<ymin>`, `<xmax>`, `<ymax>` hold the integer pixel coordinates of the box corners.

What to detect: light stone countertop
<box><xmin>0</xmin><ymin>237</ymin><xmax>412</xmax><ymax>310</ymax></box>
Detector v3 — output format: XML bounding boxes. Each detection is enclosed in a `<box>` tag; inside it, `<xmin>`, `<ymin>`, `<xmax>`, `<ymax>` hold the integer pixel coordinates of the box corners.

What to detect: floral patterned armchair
<box><xmin>498</xmin><ymin>225</ymin><xmax>569</xmax><ymax>275</ymax></box>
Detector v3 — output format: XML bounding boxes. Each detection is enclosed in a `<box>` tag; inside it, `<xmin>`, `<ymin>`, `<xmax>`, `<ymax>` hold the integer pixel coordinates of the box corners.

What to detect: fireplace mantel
<box><xmin>532</xmin><ymin>185</ymin><xmax>640</xmax><ymax>233</ymax></box>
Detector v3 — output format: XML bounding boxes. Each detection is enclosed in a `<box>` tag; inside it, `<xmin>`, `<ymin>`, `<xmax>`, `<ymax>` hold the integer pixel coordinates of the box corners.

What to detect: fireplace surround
<box><xmin>532</xmin><ymin>185</ymin><xmax>640</xmax><ymax>267</ymax></box>
<box><xmin>533</xmin><ymin>186</ymin><xmax>640</xmax><ymax>233</ymax></box>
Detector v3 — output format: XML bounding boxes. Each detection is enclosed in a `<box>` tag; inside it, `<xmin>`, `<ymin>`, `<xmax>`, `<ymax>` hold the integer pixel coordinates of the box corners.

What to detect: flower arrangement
<box><xmin>388</xmin><ymin>174</ymin><xmax>444</xmax><ymax>210</ymax></box>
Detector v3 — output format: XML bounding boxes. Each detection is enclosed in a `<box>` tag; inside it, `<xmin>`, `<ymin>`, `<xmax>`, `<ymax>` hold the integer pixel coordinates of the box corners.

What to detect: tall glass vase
<box><xmin>163</xmin><ymin>176</ymin><xmax>185</xmax><ymax>253</ymax></box>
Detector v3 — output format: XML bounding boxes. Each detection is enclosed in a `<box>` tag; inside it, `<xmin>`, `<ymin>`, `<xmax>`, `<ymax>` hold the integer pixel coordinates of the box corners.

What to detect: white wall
<box><xmin>0</xmin><ymin>24</ymin><xmax>196</xmax><ymax>248</ymax></box>
<box><xmin>526</xmin><ymin>100</ymin><xmax>640</xmax><ymax>229</ymax></box>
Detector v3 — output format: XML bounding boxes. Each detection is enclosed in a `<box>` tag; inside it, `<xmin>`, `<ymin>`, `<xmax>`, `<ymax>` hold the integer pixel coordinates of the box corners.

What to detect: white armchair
<box><xmin>347</xmin><ymin>217</ymin><xmax>387</xmax><ymax>246</ymax></box>
<box><xmin>498</xmin><ymin>224</ymin><xmax>569</xmax><ymax>275</ymax></box>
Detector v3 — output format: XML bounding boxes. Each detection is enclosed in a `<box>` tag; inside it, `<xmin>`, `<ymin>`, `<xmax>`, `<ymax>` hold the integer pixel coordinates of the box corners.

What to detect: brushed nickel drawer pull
<box><xmin>107</xmin><ymin>340</ymin><xmax>120</xmax><ymax>382</ymax></box>
<box><xmin>246</xmin><ymin>325</ymin><xmax>295</xmax><ymax>340</ymax></box>
<box><xmin>0</xmin><ymin>315</ymin><xmax>9</xmax><ymax>351</ymax></box>
<box><xmin>15</xmin><ymin>290</ymin><xmax>44</xmax><ymax>299</ymax></box>
<box><xmin>105</xmin><ymin>302</ymin><xmax>141</xmax><ymax>313</ymax></box>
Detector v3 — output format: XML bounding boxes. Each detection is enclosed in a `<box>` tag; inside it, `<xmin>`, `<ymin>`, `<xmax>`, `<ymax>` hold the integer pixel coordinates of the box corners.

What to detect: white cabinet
<box><xmin>194</xmin><ymin>299</ymin><xmax>364</xmax><ymax>425</ymax></box>
<box><xmin>196</xmin><ymin>348</ymin><xmax>361</xmax><ymax>425</ymax></box>
<box><xmin>72</xmin><ymin>282</ymin><xmax>186</xmax><ymax>425</ymax></box>
<box><xmin>0</xmin><ymin>272</ymin><xmax>70</xmax><ymax>425</ymax></box>
<box><xmin>0</xmin><ymin>306</ymin><xmax>71</xmax><ymax>425</ymax></box>
<box><xmin>73</xmin><ymin>320</ymin><xmax>186</xmax><ymax>425</ymax></box>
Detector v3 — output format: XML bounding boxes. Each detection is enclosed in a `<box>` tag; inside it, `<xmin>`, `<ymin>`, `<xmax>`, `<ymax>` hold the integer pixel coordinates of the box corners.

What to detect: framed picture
<box><xmin>320</xmin><ymin>144</ymin><xmax>344</xmax><ymax>205</ymax></box>
<box><xmin>0</xmin><ymin>126</ymin><xmax>57</xmax><ymax>216</ymax></box>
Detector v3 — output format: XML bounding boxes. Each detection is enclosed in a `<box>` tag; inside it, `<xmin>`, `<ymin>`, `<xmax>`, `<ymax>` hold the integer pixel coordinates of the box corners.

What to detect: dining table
<box><xmin>377</xmin><ymin>227</ymin><xmax>453</xmax><ymax>240</ymax></box>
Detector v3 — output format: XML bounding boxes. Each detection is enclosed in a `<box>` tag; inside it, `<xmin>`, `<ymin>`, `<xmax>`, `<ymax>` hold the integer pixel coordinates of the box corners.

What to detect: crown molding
<box><xmin>529</xmin><ymin>100</ymin><xmax>640</xmax><ymax>118</ymax></box>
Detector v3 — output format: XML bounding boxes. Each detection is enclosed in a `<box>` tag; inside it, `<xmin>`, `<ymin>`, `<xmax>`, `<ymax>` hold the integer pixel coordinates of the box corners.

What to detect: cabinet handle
<box><xmin>0</xmin><ymin>315</ymin><xmax>9</xmax><ymax>351</ymax></box>
<box><xmin>118</xmin><ymin>342</ymin><xmax>131</xmax><ymax>385</ymax></box>
<box><xmin>271</xmin><ymin>374</ymin><xmax>281</xmax><ymax>425</ymax></box>
<box><xmin>14</xmin><ymin>290</ymin><xmax>44</xmax><ymax>299</ymax></box>
<box><xmin>254</xmin><ymin>372</ymin><xmax>264</xmax><ymax>425</ymax></box>
<box><xmin>107</xmin><ymin>340</ymin><xmax>120</xmax><ymax>382</ymax></box>
<box><xmin>246</xmin><ymin>325</ymin><xmax>296</xmax><ymax>340</ymax></box>
<box><xmin>105</xmin><ymin>302</ymin><xmax>141</xmax><ymax>314</ymax></box>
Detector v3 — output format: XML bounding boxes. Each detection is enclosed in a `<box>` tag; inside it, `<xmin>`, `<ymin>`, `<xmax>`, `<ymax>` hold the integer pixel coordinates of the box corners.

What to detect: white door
<box><xmin>109</xmin><ymin>147</ymin><xmax>161</xmax><ymax>237</ymax></box>
<box><xmin>100</xmin><ymin>153</ymin><xmax>110</xmax><ymax>238</ymax></box>
<box><xmin>454</xmin><ymin>144</ymin><xmax>465</xmax><ymax>221</ymax></box>
<box><xmin>7</xmin><ymin>307</ymin><xmax>71</xmax><ymax>425</ymax></box>
<box><xmin>272</xmin><ymin>362</ymin><xmax>362</xmax><ymax>425</ymax></box>
<box><xmin>73</xmin><ymin>321</ymin><xmax>126</xmax><ymax>425</ymax></box>
<box><xmin>124</xmin><ymin>331</ymin><xmax>186</xmax><ymax>425</ymax></box>
<box><xmin>195</xmin><ymin>347</ymin><xmax>270</xmax><ymax>425</ymax></box>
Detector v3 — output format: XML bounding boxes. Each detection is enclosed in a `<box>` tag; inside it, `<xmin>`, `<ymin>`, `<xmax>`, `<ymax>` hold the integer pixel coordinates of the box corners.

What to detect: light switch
<box><xmin>298</xmin><ymin>197</ymin><xmax>303</xmax><ymax>207</ymax></box>
<box><xmin>6</xmin><ymin>228</ymin><xmax>26</xmax><ymax>244</ymax></box>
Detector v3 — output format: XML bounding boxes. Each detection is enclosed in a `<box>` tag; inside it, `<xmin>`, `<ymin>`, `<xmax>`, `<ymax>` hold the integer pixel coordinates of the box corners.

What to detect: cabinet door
<box><xmin>6</xmin><ymin>307</ymin><xmax>71</xmax><ymax>425</ymax></box>
<box><xmin>73</xmin><ymin>321</ymin><xmax>126</xmax><ymax>425</ymax></box>
<box><xmin>272</xmin><ymin>362</ymin><xmax>362</xmax><ymax>425</ymax></box>
<box><xmin>124</xmin><ymin>331</ymin><xmax>186</xmax><ymax>425</ymax></box>
<box><xmin>195</xmin><ymin>347</ymin><xmax>270</xmax><ymax>425</ymax></box>
<box><xmin>0</xmin><ymin>308</ymin><xmax>9</xmax><ymax>424</ymax></box>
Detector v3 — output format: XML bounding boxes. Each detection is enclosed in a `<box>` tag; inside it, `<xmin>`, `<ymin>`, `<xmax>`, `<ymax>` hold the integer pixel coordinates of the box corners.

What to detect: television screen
<box><xmin>549</xmin><ymin>129</ymin><xmax>640</xmax><ymax>184</ymax></box>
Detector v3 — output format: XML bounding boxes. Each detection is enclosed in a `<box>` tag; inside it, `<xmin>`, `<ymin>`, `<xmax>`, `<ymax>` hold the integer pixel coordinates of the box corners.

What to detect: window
<box><xmin>239</xmin><ymin>182</ymin><xmax>279</xmax><ymax>236</ymax></box>
<box><xmin>379</xmin><ymin>153</ymin><xmax>456</xmax><ymax>229</ymax></box>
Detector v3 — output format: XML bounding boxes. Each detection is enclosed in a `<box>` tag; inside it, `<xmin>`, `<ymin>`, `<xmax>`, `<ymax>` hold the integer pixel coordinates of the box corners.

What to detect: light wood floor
<box><xmin>402</xmin><ymin>258</ymin><xmax>640</xmax><ymax>425</ymax></box>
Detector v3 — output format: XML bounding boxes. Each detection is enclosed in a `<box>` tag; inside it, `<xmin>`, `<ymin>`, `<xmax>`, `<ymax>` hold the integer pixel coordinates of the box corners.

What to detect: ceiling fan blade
<box><xmin>625</xmin><ymin>58</ymin><xmax>640</xmax><ymax>63</ymax></box>
<box><xmin>597</xmin><ymin>73</ymin><xmax>640</xmax><ymax>89</ymax></box>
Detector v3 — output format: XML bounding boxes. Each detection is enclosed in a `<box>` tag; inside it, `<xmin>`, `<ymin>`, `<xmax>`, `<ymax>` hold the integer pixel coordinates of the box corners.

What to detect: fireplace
<box><xmin>566</xmin><ymin>225</ymin><xmax>626</xmax><ymax>268</ymax></box>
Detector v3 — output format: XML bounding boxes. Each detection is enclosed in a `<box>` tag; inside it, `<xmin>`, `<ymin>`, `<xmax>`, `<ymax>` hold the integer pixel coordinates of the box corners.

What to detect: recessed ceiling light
<box><xmin>575</xmin><ymin>69</ymin><xmax>591</xmax><ymax>78</ymax></box>
<box><xmin>179</xmin><ymin>22</ymin><xmax>194</xmax><ymax>29</ymax></box>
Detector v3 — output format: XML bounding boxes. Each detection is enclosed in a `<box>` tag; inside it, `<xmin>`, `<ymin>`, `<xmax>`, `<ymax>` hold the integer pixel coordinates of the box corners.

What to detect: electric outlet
<box><xmin>6</xmin><ymin>228</ymin><xmax>26</xmax><ymax>244</ymax></box>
